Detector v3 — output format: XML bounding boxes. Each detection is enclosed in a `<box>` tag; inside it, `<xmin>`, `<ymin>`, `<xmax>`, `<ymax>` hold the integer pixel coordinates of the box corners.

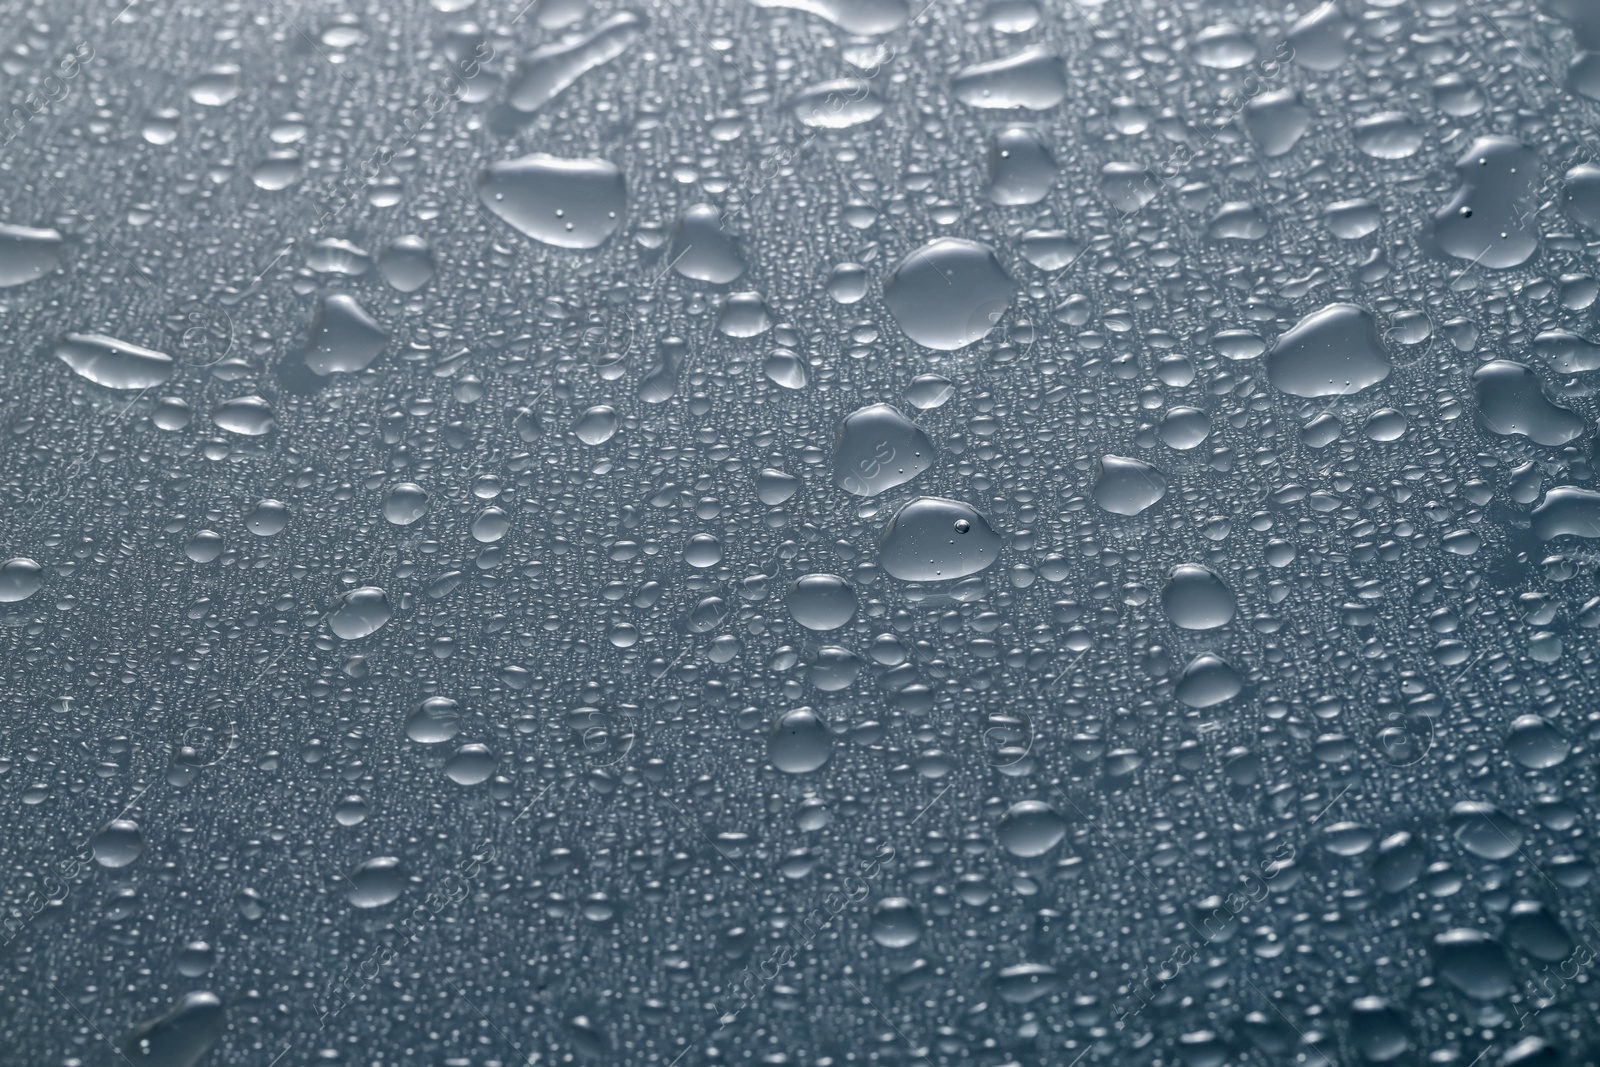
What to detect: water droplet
<box><xmin>883</xmin><ymin>238</ymin><xmax>1016</xmax><ymax>351</ymax></box>
<box><xmin>1431</xmin><ymin>929</ymin><xmax>1514</xmax><ymax>1000</ymax></box>
<box><xmin>347</xmin><ymin>855</ymin><xmax>405</xmax><ymax>908</ymax></box>
<box><xmin>377</xmin><ymin>235</ymin><xmax>436</xmax><ymax>292</ymax></box>
<box><xmin>878</xmin><ymin>497</ymin><xmax>1001</xmax><ymax>581</ymax></box>
<box><xmin>1433</xmin><ymin>136</ymin><xmax>1539</xmax><ymax>269</ymax></box>
<box><xmin>56</xmin><ymin>333</ymin><xmax>173</xmax><ymax>390</ymax></box>
<box><xmin>832</xmin><ymin>403</ymin><xmax>934</xmax><ymax>496</ymax></box>
<box><xmin>952</xmin><ymin>47</ymin><xmax>1067</xmax><ymax>109</ymax></box>
<box><xmin>327</xmin><ymin>586</ymin><xmax>392</xmax><ymax>640</ymax></box>
<box><xmin>1531</xmin><ymin>487</ymin><xmax>1600</xmax><ymax>540</ymax></box>
<box><xmin>478</xmin><ymin>154</ymin><xmax>626</xmax><ymax>249</ymax></box>
<box><xmin>1472</xmin><ymin>361</ymin><xmax>1586</xmax><ymax>446</ymax></box>
<box><xmin>211</xmin><ymin>395</ymin><xmax>277</xmax><ymax>436</ymax></box>
<box><xmin>748</xmin><ymin>0</ymin><xmax>908</xmax><ymax>35</ymax></box>
<box><xmin>507</xmin><ymin>12</ymin><xmax>646</xmax><ymax>113</ymax></box>
<box><xmin>868</xmin><ymin>897</ymin><xmax>923</xmax><ymax>947</ymax></box>
<box><xmin>667</xmin><ymin>204</ymin><xmax>746</xmax><ymax>283</ymax></box>
<box><xmin>0</xmin><ymin>557</ymin><xmax>43</xmax><ymax>602</ymax></box>
<box><xmin>1265</xmin><ymin>303</ymin><xmax>1392</xmax><ymax>398</ymax></box>
<box><xmin>1161</xmin><ymin>564</ymin><xmax>1236</xmax><ymax>630</ymax></box>
<box><xmin>788</xmin><ymin>79</ymin><xmax>885</xmax><ymax>128</ymax></box>
<box><xmin>786</xmin><ymin>573</ymin><xmax>858</xmax><ymax>631</ymax></box>
<box><xmin>122</xmin><ymin>991</ymin><xmax>227</xmax><ymax>1067</ymax></box>
<box><xmin>1174</xmin><ymin>653</ymin><xmax>1243</xmax><ymax>708</ymax></box>
<box><xmin>91</xmin><ymin>819</ymin><xmax>146</xmax><ymax>868</ymax></box>
<box><xmin>996</xmin><ymin>800</ymin><xmax>1066</xmax><ymax>857</ymax></box>
<box><xmin>1505</xmin><ymin>714</ymin><xmax>1570</xmax><ymax>769</ymax></box>
<box><xmin>768</xmin><ymin>707</ymin><xmax>832</xmax><ymax>773</ymax></box>
<box><xmin>575</xmin><ymin>405</ymin><xmax>619</xmax><ymax>445</ymax></box>
<box><xmin>0</xmin><ymin>222</ymin><xmax>65</xmax><ymax>287</ymax></box>
<box><xmin>444</xmin><ymin>743</ymin><xmax>497</xmax><ymax>785</ymax></box>
<box><xmin>406</xmin><ymin>697</ymin><xmax>461</xmax><ymax>743</ymax></box>
<box><xmin>1091</xmin><ymin>455</ymin><xmax>1167</xmax><ymax>516</ymax></box>
<box><xmin>383</xmin><ymin>482</ymin><xmax>430</xmax><ymax>526</ymax></box>
<box><xmin>186</xmin><ymin>64</ymin><xmax>241</xmax><ymax>106</ymax></box>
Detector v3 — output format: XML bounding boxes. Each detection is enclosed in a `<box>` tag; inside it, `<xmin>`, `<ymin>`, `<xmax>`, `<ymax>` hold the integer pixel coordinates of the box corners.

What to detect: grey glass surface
<box><xmin>3</xmin><ymin>1</ymin><xmax>1600</xmax><ymax>1065</ymax></box>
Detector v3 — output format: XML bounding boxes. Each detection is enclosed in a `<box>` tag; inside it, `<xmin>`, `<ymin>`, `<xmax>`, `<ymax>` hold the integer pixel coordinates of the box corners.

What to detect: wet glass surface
<box><xmin>3</xmin><ymin>1</ymin><xmax>1600</xmax><ymax>1064</ymax></box>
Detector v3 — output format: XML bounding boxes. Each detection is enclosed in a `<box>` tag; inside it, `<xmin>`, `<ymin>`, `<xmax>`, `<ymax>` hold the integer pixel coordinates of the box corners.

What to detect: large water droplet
<box><xmin>869</xmin><ymin>897</ymin><xmax>923</xmax><ymax>947</ymax></box>
<box><xmin>377</xmin><ymin>235</ymin><xmax>436</xmax><ymax>292</ymax></box>
<box><xmin>1161</xmin><ymin>564</ymin><xmax>1236</xmax><ymax>630</ymax></box>
<box><xmin>186</xmin><ymin>64</ymin><xmax>241</xmax><ymax>106</ymax></box>
<box><xmin>347</xmin><ymin>855</ymin><xmax>405</xmax><ymax>908</ymax></box>
<box><xmin>1191</xmin><ymin>23</ymin><xmax>1257</xmax><ymax>69</ymax></box>
<box><xmin>996</xmin><ymin>962</ymin><xmax>1062</xmax><ymax>1003</ymax></box>
<box><xmin>1448</xmin><ymin>801</ymin><xmax>1522</xmax><ymax>860</ymax></box>
<box><xmin>478</xmin><ymin>154</ymin><xmax>626</xmax><ymax>249</ymax></box>
<box><xmin>1472</xmin><ymin>361</ymin><xmax>1586</xmax><ymax>445</ymax></box>
<box><xmin>768</xmin><ymin>707</ymin><xmax>832</xmax><ymax>773</ymax></box>
<box><xmin>788</xmin><ymin>79</ymin><xmax>885</xmax><ymax>128</ymax></box>
<box><xmin>996</xmin><ymin>800</ymin><xmax>1066</xmax><ymax>857</ymax></box>
<box><xmin>122</xmin><ymin>992</ymin><xmax>227</xmax><ymax>1067</ymax></box>
<box><xmin>56</xmin><ymin>333</ymin><xmax>174</xmax><ymax>390</ymax></box>
<box><xmin>878</xmin><ymin>497</ymin><xmax>1001</xmax><ymax>581</ymax></box>
<box><xmin>444</xmin><ymin>743</ymin><xmax>497</xmax><ymax>785</ymax></box>
<box><xmin>0</xmin><ymin>557</ymin><xmax>43</xmax><ymax>602</ymax></box>
<box><xmin>406</xmin><ymin>697</ymin><xmax>462</xmax><ymax>743</ymax></box>
<box><xmin>1174</xmin><ymin>653</ymin><xmax>1243</xmax><ymax>708</ymax></box>
<box><xmin>211</xmin><ymin>396</ymin><xmax>277</xmax><ymax>436</ymax></box>
<box><xmin>1091</xmin><ymin>455</ymin><xmax>1167</xmax><ymax>516</ymax></box>
<box><xmin>985</xmin><ymin>126</ymin><xmax>1057</xmax><ymax>205</ymax></box>
<box><xmin>0</xmin><ymin>222</ymin><xmax>66</xmax><ymax>287</ymax></box>
<box><xmin>748</xmin><ymin>0</ymin><xmax>908</xmax><ymax>35</ymax></box>
<box><xmin>1241</xmin><ymin>89</ymin><xmax>1305</xmax><ymax>157</ymax></box>
<box><xmin>832</xmin><ymin>403</ymin><xmax>934</xmax><ymax>496</ymax></box>
<box><xmin>1265</xmin><ymin>303</ymin><xmax>1392</xmax><ymax>398</ymax></box>
<box><xmin>952</xmin><ymin>47</ymin><xmax>1067</xmax><ymax>109</ymax></box>
<box><xmin>884</xmin><ymin>238</ymin><xmax>1016</xmax><ymax>351</ymax></box>
<box><xmin>786</xmin><ymin>573</ymin><xmax>858</xmax><ymax>630</ymax></box>
<box><xmin>507</xmin><ymin>12</ymin><xmax>647</xmax><ymax>112</ymax></box>
<box><xmin>327</xmin><ymin>586</ymin><xmax>392</xmax><ymax>640</ymax></box>
<box><xmin>1531</xmin><ymin>487</ymin><xmax>1600</xmax><ymax>540</ymax></box>
<box><xmin>91</xmin><ymin>819</ymin><xmax>146</xmax><ymax>867</ymax></box>
<box><xmin>1432</xmin><ymin>929</ymin><xmax>1514</xmax><ymax>999</ymax></box>
<box><xmin>383</xmin><ymin>482</ymin><xmax>430</xmax><ymax>526</ymax></box>
<box><xmin>574</xmin><ymin>405</ymin><xmax>619</xmax><ymax>445</ymax></box>
<box><xmin>1432</xmin><ymin>136</ymin><xmax>1539</xmax><ymax>269</ymax></box>
<box><xmin>279</xmin><ymin>294</ymin><xmax>390</xmax><ymax>393</ymax></box>
<box><xmin>667</xmin><ymin>204</ymin><xmax>746</xmax><ymax>283</ymax></box>
<box><xmin>1287</xmin><ymin>1</ymin><xmax>1355</xmax><ymax>71</ymax></box>
<box><xmin>1353</xmin><ymin>112</ymin><xmax>1423</xmax><ymax>159</ymax></box>
<box><xmin>1504</xmin><ymin>714</ymin><xmax>1570</xmax><ymax>769</ymax></box>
